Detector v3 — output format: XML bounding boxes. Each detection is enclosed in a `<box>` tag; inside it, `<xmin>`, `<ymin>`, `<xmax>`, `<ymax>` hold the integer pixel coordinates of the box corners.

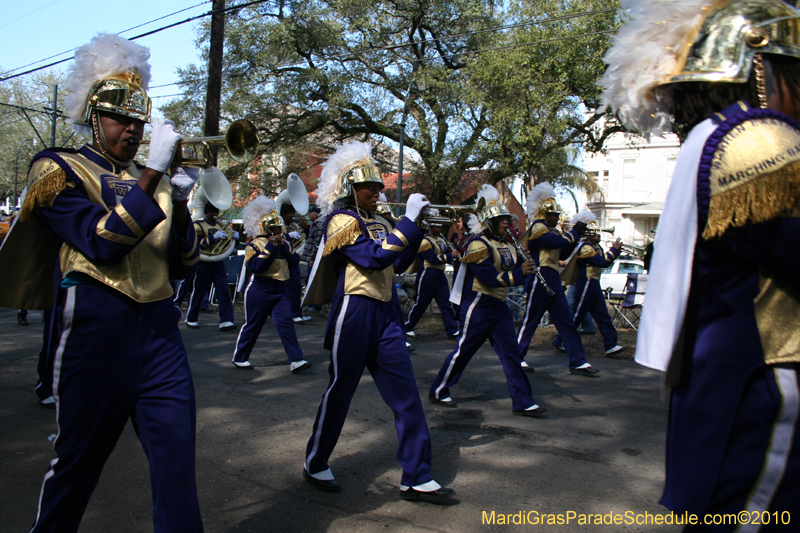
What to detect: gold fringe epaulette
<box><xmin>578</xmin><ymin>245</ymin><xmax>597</xmax><ymax>260</ymax></box>
<box><xmin>703</xmin><ymin>160</ymin><xmax>800</xmax><ymax>239</ymax></box>
<box><xmin>528</xmin><ymin>222</ymin><xmax>549</xmax><ymax>240</ymax></box>
<box><xmin>323</xmin><ymin>214</ymin><xmax>362</xmax><ymax>256</ymax></box>
<box><xmin>461</xmin><ymin>240</ymin><xmax>490</xmax><ymax>264</ymax></box>
<box><xmin>245</xmin><ymin>246</ymin><xmax>257</xmax><ymax>263</ymax></box>
<box><xmin>20</xmin><ymin>160</ymin><xmax>66</xmax><ymax>221</ymax></box>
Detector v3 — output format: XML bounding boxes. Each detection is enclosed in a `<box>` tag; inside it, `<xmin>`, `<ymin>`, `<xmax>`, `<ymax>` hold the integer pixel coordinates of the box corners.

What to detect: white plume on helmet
<box><xmin>378</xmin><ymin>192</ymin><xmax>387</xmax><ymax>203</ymax></box>
<box><xmin>477</xmin><ymin>183</ymin><xmax>500</xmax><ymax>205</ymax></box>
<box><xmin>570</xmin><ymin>209</ymin><xmax>596</xmax><ymax>225</ymax></box>
<box><xmin>315</xmin><ymin>141</ymin><xmax>373</xmax><ymax>216</ymax></box>
<box><xmin>467</xmin><ymin>214</ymin><xmax>483</xmax><ymax>235</ymax></box>
<box><xmin>598</xmin><ymin>0</ymin><xmax>716</xmax><ymax>137</ymax></box>
<box><xmin>525</xmin><ymin>182</ymin><xmax>556</xmax><ymax>219</ymax></box>
<box><xmin>64</xmin><ymin>33</ymin><xmax>152</xmax><ymax>135</ymax></box>
<box><xmin>242</xmin><ymin>196</ymin><xmax>276</xmax><ymax>236</ymax></box>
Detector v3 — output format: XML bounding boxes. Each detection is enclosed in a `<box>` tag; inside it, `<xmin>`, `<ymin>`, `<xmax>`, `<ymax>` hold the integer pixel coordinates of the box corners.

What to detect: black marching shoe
<box><xmin>569</xmin><ymin>366</ymin><xmax>600</xmax><ymax>377</ymax></box>
<box><xmin>428</xmin><ymin>393</ymin><xmax>457</xmax><ymax>408</ymax></box>
<box><xmin>400</xmin><ymin>486</ymin><xmax>456</xmax><ymax>504</ymax></box>
<box><xmin>17</xmin><ymin>313</ymin><xmax>29</xmax><ymax>326</ymax></box>
<box><xmin>513</xmin><ymin>406</ymin><xmax>548</xmax><ymax>418</ymax></box>
<box><xmin>303</xmin><ymin>469</ymin><xmax>341</xmax><ymax>493</ymax></box>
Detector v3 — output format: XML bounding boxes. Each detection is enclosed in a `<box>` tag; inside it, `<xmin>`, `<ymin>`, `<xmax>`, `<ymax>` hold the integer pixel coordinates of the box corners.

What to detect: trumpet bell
<box><xmin>225</xmin><ymin>119</ymin><xmax>260</xmax><ymax>164</ymax></box>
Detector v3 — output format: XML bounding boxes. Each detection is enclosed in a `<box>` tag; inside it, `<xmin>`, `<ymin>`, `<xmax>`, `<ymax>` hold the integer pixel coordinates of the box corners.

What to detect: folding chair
<box><xmin>608</xmin><ymin>273</ymin><xmax>647</xmax><ymax>330</ymax></box>
<box><xmin>210</xmin><ymin>253</ymin><xmax>245</xmax><ymax>305</ymax></box>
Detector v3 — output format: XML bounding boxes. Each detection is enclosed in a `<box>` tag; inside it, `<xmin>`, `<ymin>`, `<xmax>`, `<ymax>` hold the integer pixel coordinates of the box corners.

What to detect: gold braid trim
<box><xmin>244</xmin><ymin>246</ymin><xmax>257</xmax><ymax>264</ymax></box>
<box><xmin>703</xmin><ymin>160</ymin><xmax>800</xmax><ymax>239</ymax></box>
<box><xmin>528</xmin><ymin>223</ymin><xmax>549</xmax><ymax>240</ymax></box>
<box><xmin>323</xmin><ymin>214</ymin><xmax>362</xmax><ymax>256</ymax></box>
<box><xmin>20</xmin><ymin>168</ymin><xmax>66</xmax><ymax>221</ymax></box>
<box><xmin>461</xmin><ymin>240</ymin><xmax>490</xmax><ymax>264</ymax></box>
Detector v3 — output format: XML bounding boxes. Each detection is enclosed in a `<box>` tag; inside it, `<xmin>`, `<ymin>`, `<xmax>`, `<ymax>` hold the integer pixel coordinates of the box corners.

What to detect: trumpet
<box><xmin>620</xmin><ymin>243</ymin><xmax>647</xmax><ymax>257</ymax></box>
<box><xmin>142</xmin><ymin>119</ymin><xmax>260</xmax><ymax>168</ymax></box>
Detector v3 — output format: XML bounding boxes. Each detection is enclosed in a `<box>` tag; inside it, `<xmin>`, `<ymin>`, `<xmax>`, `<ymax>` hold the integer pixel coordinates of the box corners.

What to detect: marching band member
<box><xmin>404</xmin><ymin>220</ymin><xmax>460</xmax><ymax>338</ymax></box>
<box><xmin>185</xmin><ymin>202</ymin><xmax>239</xmax><ymax>330</ymax></box>
<box><xmin>553</xmin><ymin>210</ymin><xmax>625</xmax><ymax>357</ymax></box>
<box><xmin>515</xmin><ymin>183</ymin><xmax>594</xmax><ymax>376</ymax></box>
<box><xmin>601</xmin><ymin>0</ymin><xmax>800</xmax><ymax>521</ymax></box>
<box><xmin>279</xmin><ymin>201</ymin><xmax>312</xmax><ymax>323</ymax></box>
<box><xmin>0</xmin><ymin>34</ymin><xmax>203</xmax><ymax>531</ymax></box>
<box><xmin>231</xmin><ymin>196</ymin><xmax>310</xmax><ymax>372</ymax></box>
<box><xmin>302</xmin><ymin>141</ymin><xmax>453</xmax><ymax>503</ymax></box>
<box><xmin>429</xmin><ymin>184</ymin><xmax>544</xmax><ymax>416</ymax></box>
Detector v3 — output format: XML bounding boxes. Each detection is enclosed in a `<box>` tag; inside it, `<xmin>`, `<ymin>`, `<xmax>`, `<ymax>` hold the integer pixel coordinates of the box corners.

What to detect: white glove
<box><xmin>233</xmin><ymin>231</ymin><xmax>240</xmax><ymax>240</ymax></box>
<box><xmin>213</xmin><ymin>230</ymin><xmax>228</xmax><ymax>239</ymax></box>
<box><xmin>288</xmin><ymin>231</ymin><xmax>301</xmax><ymax>239</ymax></box>
<box><xmin>403</xmin><ymin>193</ymin><xmax>431</xmax><ymax>223</ymax></box>
<box><xmin>146</xmin><ymin>119</ymin><xmax>183</xmax><ymax>173</ymax></box>
<box><xmin>170</xmin><ymin>166</ymin><xmax>199</xmax><ymax>201</ymax></box>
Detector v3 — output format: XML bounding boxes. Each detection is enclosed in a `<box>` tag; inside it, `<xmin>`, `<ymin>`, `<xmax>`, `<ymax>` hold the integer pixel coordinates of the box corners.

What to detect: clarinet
<box><xmin>445</xmin><ymin>238</ymin><xmax>462</xmax><ymax>262</ymax></box>
<box><xmin>506</xmin><ymin>228</ymin><xmax>556</xmax><ymax>298</ymax></box>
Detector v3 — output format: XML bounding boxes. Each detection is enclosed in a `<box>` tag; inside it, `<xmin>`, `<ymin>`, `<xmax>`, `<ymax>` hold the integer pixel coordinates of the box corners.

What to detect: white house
<box><xmin>583</xmin><ymin>128</ymin><xmax>681</xmax><ymax>247</ymax></box>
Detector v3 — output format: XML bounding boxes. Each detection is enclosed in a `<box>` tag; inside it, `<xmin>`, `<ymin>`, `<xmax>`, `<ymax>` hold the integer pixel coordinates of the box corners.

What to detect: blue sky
<box><xmin>0</xmin><ymin>0</ymin><xmax>209</xmax><ymax>112</ymax></box>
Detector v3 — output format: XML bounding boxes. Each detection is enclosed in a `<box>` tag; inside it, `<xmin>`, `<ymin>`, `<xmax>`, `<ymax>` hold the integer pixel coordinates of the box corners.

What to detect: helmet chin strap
<box><xmin>91</xmin><ymin>110</ymin><xmax>133</xmax><ymax>168</ymax></box>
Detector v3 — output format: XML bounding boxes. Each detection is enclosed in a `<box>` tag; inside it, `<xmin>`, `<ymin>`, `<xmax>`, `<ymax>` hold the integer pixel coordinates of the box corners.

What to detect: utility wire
<box><xmin>1</xmin><ymin>1</ymin><xmax>211</xmax><ymax>76</ymax></box>
<box><xmin>0</xmin><ymin>0</ymin><xmax>270</xmax><ymax>83</ymax></box>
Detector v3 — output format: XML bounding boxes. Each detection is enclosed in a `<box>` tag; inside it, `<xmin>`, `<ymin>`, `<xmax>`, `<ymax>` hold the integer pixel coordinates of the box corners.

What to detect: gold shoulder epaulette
<box><xmin>461</xmin><ymin>239</ymin><xmax>490</xmax><ymax>263</ymax></box>
<box><xmin>418</xmin><ymin>237</ymin><xmax>434</xmax><ymax>253</ymax></box>
<box><xmin>245</xmin><ymin>246</ymin><xmax>257</xmax><ymax>263</ymax></box>
<box><xmin>578</xmin><ymin>244</ymin><xmax>597</xmax><ymax>259</ymax></box>
<box><xmin>528</xmin><ymin>222</ymin><xmax>549</xmax><ymax>240</ymax></box>
<box><xmin>20</xmin><ymin>158</ymin><xmax>66</xmax><ymax>221</ymax></box>
<box><xmin>323</xmin><ymin>213</ymin><xmax>362</xmax><ymax>255</ymax></box>
<box><xmin>704</xmin><ymin>117</ymin><xmax>800</xmax><ymax>238</ymax></box>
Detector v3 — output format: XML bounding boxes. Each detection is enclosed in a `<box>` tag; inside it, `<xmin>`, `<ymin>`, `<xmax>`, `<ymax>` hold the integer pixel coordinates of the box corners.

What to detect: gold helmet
<box><xmin>336</xmin><ymin>159</ymin><xmax>384</xmax><ymax>202</ymax></box>
<box><xmin>535</xmin><ymin>198</ymin><xmax>561</xmax><ymax>220</ymax></box>
<box><xmin>584</xmin><ymin>222</ymin><xmax>601</xmax><ymax>236</ymax></box>
<box><xmin>316</xmin><ymin>141</ymin><xmax>384</xmax><ymax>214</ymax></box>
<box><xmin>259</xmin><ymin>211</ymin><xmax>285</xmax><ymax>235</ymax></box>
<box><xmin>662</xmin><ymin>0</ymin><xmax>800</xmax><ymax>88</ymax></box>
<box><xmin>243</xmin><ymin>196</ymin><xmax>284</xmax><ymax>236</ymax></box>
<box><xmin>79</xmin><ymin>72</ymin><xmax>151</xmax><ymax>128</ymax></box>
<box><xmin>64</xmin><ymin>34</ymin><xmax>152</xmax><ymax>135</ymax></box>
<box><xmin>474</xmin><ymin>184</ymin><xmax>510</xmax><ymax>224</ymax></box>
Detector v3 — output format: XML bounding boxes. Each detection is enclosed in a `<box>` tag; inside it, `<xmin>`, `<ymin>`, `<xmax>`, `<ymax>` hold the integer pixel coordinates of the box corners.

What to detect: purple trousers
<box><xmin>305</xmin><ymin>295</ymin><xmax>433</xmax><ymax>486</ymax></box>
<box><xmin>232</xmin><ymin>275</ymin><xmax>303</xmax><ymax>364</ymax></box>
<box><xmin>430</xmin><ymin>293</ymin><xmax>536</xmax><ymax>411</ymax></box>
<box><xmin>31</xmin><ymin>281</ymin><xmax>202</xmax><ymax>533</ymax></box>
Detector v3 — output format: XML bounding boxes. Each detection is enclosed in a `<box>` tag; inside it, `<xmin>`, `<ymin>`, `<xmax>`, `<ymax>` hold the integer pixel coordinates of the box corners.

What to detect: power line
<box><xmin>1</xmin><ymin>1</ymin><xmax>211</xmax><ymax>77</ymax></box>
<box><xmin>0</xmin><ymin>0</ymin><xmax>65</xmax><ymax>32</ymax></box>
<box><xmin>0</xmin><ymin>0</ymin><xmax>270</xmax><ymax>83</ymax></box>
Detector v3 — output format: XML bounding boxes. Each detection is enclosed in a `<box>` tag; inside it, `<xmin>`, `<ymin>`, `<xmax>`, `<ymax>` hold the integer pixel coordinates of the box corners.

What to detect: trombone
<box><xmin>142</xmin><ymin>119</ymin><xmax>260</xmax><ymax>168</ymax></box>
<box><xmin>376</xmin><ymin>202</ymin><xmax>476</xmax><ymax>226</ymax></box>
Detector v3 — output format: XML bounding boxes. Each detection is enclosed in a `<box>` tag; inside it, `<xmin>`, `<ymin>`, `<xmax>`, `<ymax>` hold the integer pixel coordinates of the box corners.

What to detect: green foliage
<box><xmin>164</xmin><ymin>0</ymin><xmax>624</xmax><ymax>203</ymax></box>
<box><xmin>0</xmin><ymin>70</ymin><xmax>82</xmax><ymax>206</ymax></box>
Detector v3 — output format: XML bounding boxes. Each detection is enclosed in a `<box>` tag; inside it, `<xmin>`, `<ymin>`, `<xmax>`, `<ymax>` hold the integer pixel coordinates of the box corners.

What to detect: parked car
<box><xmin>600</xmin><ymin>255</ymin><xmax>645</xmax><ymax>295</ymax></box>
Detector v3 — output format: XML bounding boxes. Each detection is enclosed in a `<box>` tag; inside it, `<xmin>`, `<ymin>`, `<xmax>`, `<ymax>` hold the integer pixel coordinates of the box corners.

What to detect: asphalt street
<box><xmin>1</xmin><ymin>307</ymin><xmax>677</xmax><ymax>532</ymax></box>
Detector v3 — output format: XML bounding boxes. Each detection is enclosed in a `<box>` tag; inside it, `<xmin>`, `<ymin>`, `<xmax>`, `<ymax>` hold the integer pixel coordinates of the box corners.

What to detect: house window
<box><xmin>666</xmin><ymin>157</ymin><xmax>677</xmax><ymax>188</ymax></box>
<box><xmin>623</xmin><ymin>159</ymin><xmax>636</xmax><ymax>180</ymax></box>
